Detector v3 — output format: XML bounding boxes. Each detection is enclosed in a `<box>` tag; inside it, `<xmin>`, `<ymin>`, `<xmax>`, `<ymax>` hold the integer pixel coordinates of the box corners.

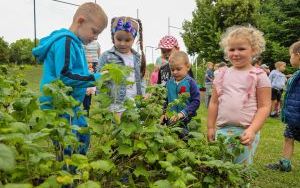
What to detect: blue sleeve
<box><xmin>55</xmin><ymin>37</ymin><xmax>101</xmax><ymax>88</ymax></box>
<box><xmin>181</xmin><ymin>79</ymin><xmax>200</xmax><ymax>117</ymax></box>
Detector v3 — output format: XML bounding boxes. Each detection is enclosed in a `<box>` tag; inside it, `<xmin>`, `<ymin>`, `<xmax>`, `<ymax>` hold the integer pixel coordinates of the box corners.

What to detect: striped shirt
<box><xmin>84</xmin><ymin>40</ymin><xmax>100</xmax><ymax>62</ymax></box>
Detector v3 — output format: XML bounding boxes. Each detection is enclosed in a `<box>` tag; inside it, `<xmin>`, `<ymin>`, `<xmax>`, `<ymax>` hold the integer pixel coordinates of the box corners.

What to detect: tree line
<box><xmin>0</xmin><ymin>37</ymin><xmax>37</xmax><ymax>65</ymax></box>
<box><xmin>1</xmin><ymin>0</ymin><xmax>299</xmax><ymax>67</ymax></box>
<box><xmin>182</xmin><ymin>0</ymin><xmax>300</xmax><ymax>69</ymax></box>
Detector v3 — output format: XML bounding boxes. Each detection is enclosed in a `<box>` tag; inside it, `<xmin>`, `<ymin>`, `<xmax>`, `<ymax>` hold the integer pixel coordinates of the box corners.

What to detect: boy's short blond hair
<box><xmin>73</xmin><ymin>2</ymin><xmax>108</xmax><ymax>27</ymax></box>
<box><xmin>207</xmin><ymin>61</ymin><xmax>214</xmax><ymax>67</ymax></box>
<box><xmin>169</xmin><ymin>51</ymin><xmax>190</xmax><ymax>66</ymax></box>
<box><xmin>220</xmin><ymin>25</ymin><xmax>265</xmax><ymax>58</ymax></box>
<box><xmin>275</xmin><ymin>61</ymin><xmax>286</xmax><ymax>69</ymax></box>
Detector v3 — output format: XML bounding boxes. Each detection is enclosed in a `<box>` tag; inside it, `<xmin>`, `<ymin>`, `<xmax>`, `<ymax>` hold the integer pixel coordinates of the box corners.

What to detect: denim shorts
<box><xmin>284</xmin><ymin>124</ymin><xmax>300</xmax><ymax>141</ymax></box>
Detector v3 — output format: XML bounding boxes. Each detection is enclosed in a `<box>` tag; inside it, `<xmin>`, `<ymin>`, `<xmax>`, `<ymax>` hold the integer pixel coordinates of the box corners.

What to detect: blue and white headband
<box><xmin>112</xmin><ymin>18</ymin><xmax>138</xmax><ymax>38</ymax></box>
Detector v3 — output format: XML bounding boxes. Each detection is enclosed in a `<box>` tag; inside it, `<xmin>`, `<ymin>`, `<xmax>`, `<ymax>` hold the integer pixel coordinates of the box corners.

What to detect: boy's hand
<box><xmin>86</xmin><ymin>88</ymin><xmax>91</xmax><ymax>95</ymax></box>
<box><xmin>101</xmin><ymin>70</ymin><xmax>109</xmax><ymax>75</ymax></box>
<box><xmin>240</xmin><ymin>128</ymin><xmax>256</xmax><ymax>145</ymax></box>
<box><xmin>86</xmin><ymin>87</ymin><xmax>96</xmax><ymax>95</ymax></box>
<box><xmin>170</xmin><ymin>112</ymin><xmax>184</xmax><ymax>122</ymax></box>
<box><xmin>207</xmin><ymin>128</ymin><xmax>216</xmax><ymax>142</ymax></box>
<box><xmin>160</xmin><ymin>114</ymin><xmax>167</xmax><ymax>124</ymax></box>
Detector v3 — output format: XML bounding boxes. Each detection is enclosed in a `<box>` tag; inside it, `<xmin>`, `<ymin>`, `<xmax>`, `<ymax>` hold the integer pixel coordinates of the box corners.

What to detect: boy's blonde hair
<box><xmin>169</xmin><ymin>51</ymin><xmax>190</xmax><ymax>67</ymax></box>
<box><xmin>220</xmin><ymin>25</ymin><xmax>265</xmax><ymax>58</ymax></box>
<box><xmin>290</xmin><ymin>41</ymin><xmax>300</xmax><ymax>55</ymax></box>
<box><xmin>275</xmin><ymin>61</ymin><xmax>286</xmax><ymax>69</ymax></box>
<box><xmin>73</xmin><ymin>2</ymin><xmax>108</xmax><ymax>27</ymax></box>
<box><xmin>207</xmin><ymin>61</ymin><xmax>214</xmax><ymax>67</ymax></box>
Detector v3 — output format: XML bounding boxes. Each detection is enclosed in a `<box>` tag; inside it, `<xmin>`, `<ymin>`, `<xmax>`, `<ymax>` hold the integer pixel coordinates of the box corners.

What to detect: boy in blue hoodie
<box><xmin>266</xmin><ymin>41</ymin><xmax>300</xmax><ymax>172</ymax></box>
<box><xmin>32</xmin><ymin>2</ymin><xmax>108</xmax><ymax>157</ymax></box>
<box><xmin>161</xmin><ymin>51</ymin><xmax>200</xmax><ymax>140</ymax></box>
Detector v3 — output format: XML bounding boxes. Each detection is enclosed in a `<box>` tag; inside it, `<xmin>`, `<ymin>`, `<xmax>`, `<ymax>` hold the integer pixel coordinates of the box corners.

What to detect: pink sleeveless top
<box><xmin>213</xmin><ymin>66</ymin><xmax>271</xmax><ymax>127</ymax></box>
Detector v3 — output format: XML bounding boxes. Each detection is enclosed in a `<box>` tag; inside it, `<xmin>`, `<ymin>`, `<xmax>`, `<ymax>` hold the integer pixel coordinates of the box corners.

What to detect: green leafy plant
<box><xmin>87</xmin><ymin>64</ymin><xmax>256</xmax><ymax>187</ymax></box>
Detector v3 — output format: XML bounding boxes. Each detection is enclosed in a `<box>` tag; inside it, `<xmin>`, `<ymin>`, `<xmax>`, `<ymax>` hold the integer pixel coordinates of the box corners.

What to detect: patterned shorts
<box><xmin>216</xmin><ymin>125</ymin><xmax>260</xmax><ymax>165</ymax></box>
<box><xmin>284</xmin><ymin>124</ymin><xmax>300</xmax><ymax>141</ymax></box>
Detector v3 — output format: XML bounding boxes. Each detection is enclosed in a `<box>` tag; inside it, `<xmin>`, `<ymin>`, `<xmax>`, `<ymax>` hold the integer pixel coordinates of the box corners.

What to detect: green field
<box><xmin>20</xmin><ymin>65</ymin><xmax>300</xmax><ymax>188</ymax></box>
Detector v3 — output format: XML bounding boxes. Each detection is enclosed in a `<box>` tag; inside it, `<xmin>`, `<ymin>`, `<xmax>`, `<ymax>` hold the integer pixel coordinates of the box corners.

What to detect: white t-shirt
<box><xmin>119</xmin><ymin>53</ymin><xmax>137</xmax><ymax>100</ymax></box>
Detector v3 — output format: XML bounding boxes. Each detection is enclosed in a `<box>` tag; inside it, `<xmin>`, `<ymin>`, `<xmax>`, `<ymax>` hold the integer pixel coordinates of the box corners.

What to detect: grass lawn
<box><xmin>19</xmin><ymin>65</ymin><xmax>300</xmax><ymax>188</ymax></box>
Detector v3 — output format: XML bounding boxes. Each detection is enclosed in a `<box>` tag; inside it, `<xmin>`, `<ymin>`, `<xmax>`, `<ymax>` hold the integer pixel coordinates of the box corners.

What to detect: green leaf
<box><xmin>151</xmin><ymin>180</ymin><xmax>172</xmax><ymax>188</ymax></box>
<box><xmin>4</xmin><ymin>184</ymin><xmax>32</xmax><ymax>188</ymax></box>
<box><xmin>166</xmin><ymin>153</ymin><xmax>178</xmax><ymax>163</ymax></box>
<box><xmin>159</xmin><ymin>161</ymin><xmax>172</xmax><ymax>169</ymax></box>
<box><xmin>56</xmin><ymin>175</ymin><xmax>73</xmax><ymax>185</ymax></box>
<box><xmin>188</xmin><ymin>131</ymin><xmax>203</xmax><ymax>139</ymax></box>
<box><xmin>118</xmin><ymin>144</ymin><xmax>133</xmax><ymax>156</ymax></box>
<box><xmin>145</xmin><ymin>151</ymin><xmax>159</xmax><ymax>164</ymax></box>
<box><xmin>186</xmin><ymin>173</ymin><xmax>197</xmax><ymax>181</ymax></box>
<box><xmin>8</xmin><ymin>122</ymin><xmax>30</xmax><ymax>133</ymax></box>
<box><xmin>90</xmin><ymin>160</ymin><xmax>115</xmax><ymax>172</ymax></box>
<box><xmin>133</xmin><ymin>165</ymin><xmax>150</xmax><ymax>178</ymax></box>
<box><xmin>71</xmin><ymin>154</ymin><xmax>88</xmax><ymax>166</ymax></box>
<box><xmin>77</xmin><ymin>181</ymin><xmax>101</xmax><ymax>188</ymax></box>
<box><xmin>120</xmin><ymin>123</ymin><xmax>138</xmax><ymax>136</ymax></box>
<box><xmin>36</xmin><ymin>176</ymin><xmax>60</xmax><ymax>188</ymax></box>
<box><xmin>134</xmin><ymin>140</ymin><xmax>147</xmax><ymax>150</ymax></box>
<box><xmin>0</xmin><ymin>144</ymin><xmax>15</xmax><ymax>171</ymax></box>
<box><xmin>173</xmin><ymin>179</ymin><xmax>186</xmax><ymax>188</ymax></box>
<box><xmin>203</xmin><ymin>175</ymin><xmax>215</xmax><ymax>183</ymax></box>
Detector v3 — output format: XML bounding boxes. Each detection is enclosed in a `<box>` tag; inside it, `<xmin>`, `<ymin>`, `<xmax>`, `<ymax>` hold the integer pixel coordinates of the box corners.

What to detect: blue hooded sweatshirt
<box><xmin>32</xmin><ymin>28</ymin><xmax>101</xmax><ymax>108</ymax></box>
<box><xmin>32</xmin><ymin>28</ymin><xmax>101</xmax><ymax>155</ymax></box>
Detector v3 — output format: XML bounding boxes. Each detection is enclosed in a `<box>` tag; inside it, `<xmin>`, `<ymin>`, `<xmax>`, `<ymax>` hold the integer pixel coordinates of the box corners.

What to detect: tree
<box><xmin>182</xmin><ymin>0</ymin><xmax>259</xmax><ymax>63</ymax></box>
<box><xmin>257</xmin><ymin>0</ymin><xmax>300</xmax><ymax>68</ymax></box>
<box><xmin>9</xmin><ymin>38</ymin><xmax>35</xmax><ymax>65</ymax></box>
<box><xmin>0</xmin><ymin>37</ymin><xmax>9</xmax><ymax>64</ymax></box>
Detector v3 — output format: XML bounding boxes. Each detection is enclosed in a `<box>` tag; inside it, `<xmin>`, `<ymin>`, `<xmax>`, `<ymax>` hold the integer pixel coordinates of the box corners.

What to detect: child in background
<box><xmin>205</xmin><ymin>62</ymin><xmax>214</xmax><ymax>108</ymax></box>
<box><xmin>269</xmin><ymin>61</ymin><xmax>287</xmax><ymax>117</ymax></box>
<box><xmin>32</xmin><ymin>2</ymin><xmax>108</xmax><ymax>156</ymax></box>
<box><xmin>214</xmin><ymin>62</ymin><xmax>227</xmax><ymax>77</ymax></box>
<box><xmin>207</xmin><ymin>25</ymin><xmax>271</xmax><ymax>165</ymax></box>
<box><xmin>253</xmin><ymin>56</ymin><xmax>270</xmax><ymax>75</ymax></box>
<box><xmin>150</xmin><ymin>65</ymin><xmax>159</xmax><ymax>85</ymax></box>
<box><xmin>84</xmin><ymin>40</ymin><xmax>101</xmax><ymax>71</ymax></box>
<box><xmin>156</xmin><ymin>35</ymin><xmax>194</xmax><ymax>85</ymax></box>
<box><xmin>266</xmin><ymin>41</ymin><xmax>300</xmax><ymax>172</ymax></box>
<box><xmin>161</xmin><ymin>51</ymin><xmax>200</xmax><ymax>140</ymax></box>
<box><xmin>83</xmin><ymin>40</ymin><xmax>101</xmax><ymax>117</ymax></box>
<box><xmin>98</xmin><ymin>16</ymin><xmax>146</xmax><ymax>113</ymax></box>
<box><xmin>83</xmin><ymin>62</ymin><xmax>97</xmax><ymax>117</ymax></box>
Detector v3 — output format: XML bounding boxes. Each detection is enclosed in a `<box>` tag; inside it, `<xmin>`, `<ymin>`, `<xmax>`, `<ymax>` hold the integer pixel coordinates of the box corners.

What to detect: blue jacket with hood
<box><xmin>32</xmin><ymin>28</ymin><xmax>101</xmax><ymax>108</ymax></box>
<box><xmin>281</xmin><ymin>70</ymin><xmax>300</xmax><ymax>127</ymax></box>
<box><xmin>32</xmin><ymin>28</ymin><xmax>101</xmax><ymax>155</ymax></box>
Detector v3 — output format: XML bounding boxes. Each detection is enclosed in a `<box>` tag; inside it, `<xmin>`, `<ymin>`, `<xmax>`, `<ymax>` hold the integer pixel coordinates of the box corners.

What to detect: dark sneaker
<box><xmin>266</xmin><ymin>159</ymin><xmax>291</xmax><ymax>172</ymax></box>
<box><xmin>279</xmin><ymin>159</ymin><xmax>292</xmax><ymax>172</ymax></box>
<box><xmin>266</xmin><ymin>162</ymin><xmax>281</xmax><ymax>170</ymax></box>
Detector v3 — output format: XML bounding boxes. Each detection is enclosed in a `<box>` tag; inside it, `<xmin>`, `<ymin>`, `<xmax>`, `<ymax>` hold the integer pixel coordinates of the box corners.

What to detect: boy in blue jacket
<box><xmin>161</xmin><ymin>51</ymin><xmax>200</xmax><ymax>140</ymax></box>
<box><xmin>267</xmin><ymin>41</ymin><xmax>300</xmax><ymax>172</ymax></box>
<box><xmin>32</xmin><ymin>2</ymin><xmax>107</xmax><ymax>157</ymax></box>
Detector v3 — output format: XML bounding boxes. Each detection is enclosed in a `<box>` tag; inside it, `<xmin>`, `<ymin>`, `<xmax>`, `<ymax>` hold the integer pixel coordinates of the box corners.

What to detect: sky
<box><xmin>0</xmin><ymin>0</ymin><xmax>196</xmax><ymax>64</ymax></box>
